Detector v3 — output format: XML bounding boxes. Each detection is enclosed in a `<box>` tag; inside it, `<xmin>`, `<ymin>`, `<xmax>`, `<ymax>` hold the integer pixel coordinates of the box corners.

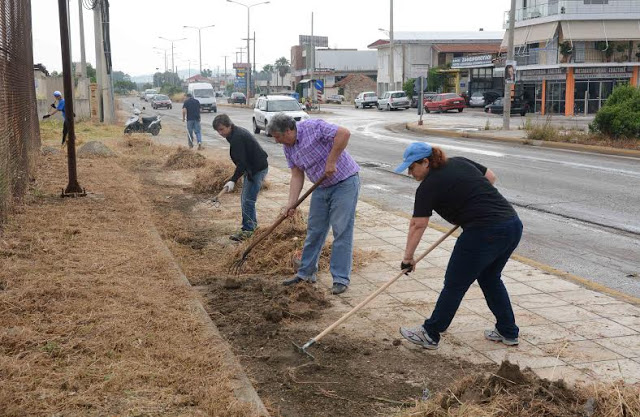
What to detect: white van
<box><xmin>187</xmin><ymin>83</ymin><xmax>217</xmax><ymax>112</ymax></box>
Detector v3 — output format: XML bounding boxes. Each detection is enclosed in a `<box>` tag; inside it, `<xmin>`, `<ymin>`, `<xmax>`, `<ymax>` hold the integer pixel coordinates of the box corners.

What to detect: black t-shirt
<box><xmin>413</xmin><ymin>157</ymin><xmax>516</xmax><ymax>227</ymax></box>
<box><xmin>227</xmin><ymin>125</ymin><xmax>269</xmax><ymax>182</ymax></box>
<box><xmin>182</xmin><ymin>98</ymin><xmax>201</xmax><ymax>121</ymax></box>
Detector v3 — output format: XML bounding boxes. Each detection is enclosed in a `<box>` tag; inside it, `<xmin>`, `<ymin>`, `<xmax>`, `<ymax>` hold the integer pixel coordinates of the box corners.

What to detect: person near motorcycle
<box><xmin>42</xmin><ymin>91</ymin><xmax>68</xmax><ymax>145</ymax></box>
<box><xmin>182</xmin><ymin>93</ymin><xmax>202</xmax><ymax>150</ymax></box>
<box><xmin>212</xmin><ymin>114</ymin><xmax>269</xmax><ymax>242</ymax></box>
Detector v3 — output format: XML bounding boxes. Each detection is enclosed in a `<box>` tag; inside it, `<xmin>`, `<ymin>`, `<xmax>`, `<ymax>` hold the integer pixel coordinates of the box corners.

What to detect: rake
<box><xmin>292</xmin><ymin>225</ymin><xmax>459</xmax><ymax>360</ymax></box>
<box><xmin>206</xmin><ymin>188</ymin><xmax>228</xmax><ymax>208</ymax></box>
<box><xmin>229</xmin><ymin>174</ymin><xmax>328</xmax><ymax>275</ymax></box>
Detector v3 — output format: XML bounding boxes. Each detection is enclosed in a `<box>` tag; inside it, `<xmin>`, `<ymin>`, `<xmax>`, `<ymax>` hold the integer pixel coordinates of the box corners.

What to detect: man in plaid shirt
<box><xmin>268</xmin><ymin>114</ymin><xmax>360</xmax><ymax>295</ymax></box>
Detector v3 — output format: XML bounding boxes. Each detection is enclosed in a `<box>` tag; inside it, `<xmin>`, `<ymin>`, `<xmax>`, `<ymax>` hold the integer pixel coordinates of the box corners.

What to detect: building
<box><xmin>506</xmin><ymin>0</ymin><xmax>640</xmax><ymax>115</ymax></box>
<box><xmin>368</xmin><ymin>31</ymin><xmax>503</xmax><ymax>96</ymax></box>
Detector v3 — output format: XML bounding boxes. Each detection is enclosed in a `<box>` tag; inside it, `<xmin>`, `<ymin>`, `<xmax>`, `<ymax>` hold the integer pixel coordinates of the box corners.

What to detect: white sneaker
<box><xmin>484</xmin><ymin>328</ymin><xmax>519</xmax><ymax>346</ymax></box>
<box><xmin>399</xmin><ymin>325</ymin><xmax>439</xmax><ymax>350</ymax></box>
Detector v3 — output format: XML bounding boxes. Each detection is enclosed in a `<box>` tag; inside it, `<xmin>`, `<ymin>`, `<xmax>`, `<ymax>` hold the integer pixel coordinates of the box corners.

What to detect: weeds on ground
<box><xmin>525</xmin><ymin>116</ymin><xmax>559</xmax><ymax>141</ymax></box>
<box><xmin>39</xmin><ymin>119</ymin><xmax>123</xmax><ymax>147</ymax></box>
<box><xmin>484</xmin><ymin>120</ymin><xmax>491</xmax><ymax>130</ymax></box>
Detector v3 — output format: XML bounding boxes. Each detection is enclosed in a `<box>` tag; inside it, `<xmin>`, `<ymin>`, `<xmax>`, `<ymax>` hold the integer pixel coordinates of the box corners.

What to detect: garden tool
<box><xmin>207</xmin><ymin>188</ymin><xmax>228</xmax><ymax>208</ymax></box>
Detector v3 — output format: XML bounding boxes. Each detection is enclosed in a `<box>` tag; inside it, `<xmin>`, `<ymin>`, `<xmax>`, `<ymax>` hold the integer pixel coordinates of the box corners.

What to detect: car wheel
<box><xmin>386</xmin><ymin>104</ymin><xmax>391</xmax><ymax>111</ymax></box>
<box><xmin>425</xmin><ymin>107</ymin><xmax>430</xmax><ymax>113</ymax></box>
<box><xmin>458</xmin><ymin>108</ymin><xmax>463</xmax><ymax>113</ymax></box>
<box><xmin>439</xmin><ymin>106</ymin><xmax>444</xmax><ymax>113</ymax></box>
<box><xmin>355</xmin><ymin>103</ymin><xmax>358</xmax><ymax>109</ymax></box>
<box><xmin>213</xmin><ymin>107</ymin><xmax>217</xmax><ymax>113</ymax></box>
<box><xmin>253</xmin><ymin>119</ymin><xmax>260</xmax><ymax>134</ymax></box>
<box><xmin>484</xmin><ymin>108</ymin><xmax>489</xmax><ymax>113</ymax></box>
<box><xmin>150</xmin><ymin>126</ymin><xmax>160</xmax><ymax>136</ymax></box>
<box><xmin>169</xmin><ymin>105</ymin><xmax>172</xmax><ymax>109</ymax></box>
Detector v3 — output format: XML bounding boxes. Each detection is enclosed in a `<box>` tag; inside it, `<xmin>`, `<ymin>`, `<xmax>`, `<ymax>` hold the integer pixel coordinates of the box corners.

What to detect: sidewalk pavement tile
<box><xmin>530</xmin><ymin>305</ymin><xmax>602</xmax><ymax>323</ymax></box>
<box><xmin>538</xmin><ymin>340</ymin><xmax>623</xmax><ymax>364</ymax></box>
<box><xmin>484</xmin><ymin>342</ymin><xmax>566</xmax><ymax>369</ymax></box>
<box><xmin>384</xmin><ymin>278</ymin><xmax>430</xmax><ymax>294</ymax></box>
<box><xmin>462</xmin><ymin>285</ymin><xmax>488</xmax><ymax>301</ymax></box>
<box><xmin>564</xmin><ymin>318</ymin><xmax>638</xmax><ymax>339</ymax></box>
<box><xmin>513</xmin><ymin>309</ymin><xmax>554</xmax><ymax>327</ymax></box>
<box><xmin>511</xmin><ymin>293</ymin><xmax>569</xmax><ymax>309</ymax></box>
<box><xmin>526</xmin><ymin>279</ymin><xmax>584</xmax><ymax>293</ymax></box>
<box><xmin>595</xmin><ymin>335</ymin><xmax>640</xmax><ymax>358</ymax></box>
<box><xmin>357</xmin><ymin>293</ymin><xmax>402</xmax><ymax>309</ymax></box>
<box><xmin>556</xmin><ymin>289</ymin><xmax>622</xmax><ymax>306</ymax></box>
<box><xmin>504</xmin><ymin>269</ymin><xmax>555</xmax><ymax>282</ymax></box>
<box><xmin>366</xmin><ymin>228</ymin><xmax>407</xmax><ymax>239</ymax></box>
<box><xmin>419</xmin><ymin>277</ymin><xmax>445</xmax><ymax>292</ymax></box>
<box><xmin>573</xmin><ymin>358</ymin><xmax>640</xmax><ymax>384</ymax></box>
<box><xmin>611</xmin><ymin>316</ymin><xmax>640</xmax><ymax>332</ymax></box>
<box><xmin>520</xmin><ymin>323</ymin><xmax>586</xmax><ymax>345</ymax></box>
<box><xmin>533</xmin><ymin>366</ymin><xmax>590</xmax><ymax>385</ymax></box>
<box><xmin>402</xmin><ymin>301</ymin><xmax>436</xmax><ymax>317</ymax></box>
<box><xmin>452</xmin><ymin>330</ymin><xmax>517</xmax><ymax>353</ymax></box>
<box><xmin>362</xmin><ymin>308</ymin><xmax>426</xmax><ymax>336</ymax></box>
<box><xmin>581</xmin><ymin>302</ymin><xmax>640</xmax><ymax>319</ymax></box>
<box><xmin>353</xmin><ymin>232</ymin><xmax>377</xmax><ymax>241</ymax></box>
<box><xmin>407</xmin><ymin>267</ymin><xmax>446</xmax><ymax>282</ymax></box>
<box><xmin>503</xmin><ymin>261</ymin><xmax>538</xmax><ymax>272</ymax></box>
<box><xmin>432</xmin><ymin>338</ymin><xmax>495</xmax><ymax>365</ymax></box>
<box><xmin>392</xmin><ymin>288</ymin><xmax>441</xmax><ymax>304</ymax></box>
<box><xmin>446</xmin><ymin>313</ymin><xmax>495</xmax><ymax>333</ymax></box>
<box><xmin>503</xmin><ymin>282</ymin><xmax>542</xmax><ymax>296</ymax></box>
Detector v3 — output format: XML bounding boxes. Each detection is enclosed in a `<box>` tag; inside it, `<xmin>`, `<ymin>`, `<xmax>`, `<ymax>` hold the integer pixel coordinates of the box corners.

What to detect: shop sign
<box><xmin>574</xmin><ymin>67</ymin><xmax>633</xmax><ymax>80</ymax></box>
<box><xmin>519</xmin><ymin>68</ymin><xmax>566</xmax><ymax>81</ymax></box>
<box><xmin>451</xmin><ymin>54</ymin><xmax>493</xmax><ymax>68</ymax></box>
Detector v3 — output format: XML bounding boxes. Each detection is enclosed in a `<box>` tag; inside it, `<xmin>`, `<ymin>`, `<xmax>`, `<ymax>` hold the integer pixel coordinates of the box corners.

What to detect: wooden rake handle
<box><xmin>239</xmin><ymin>174</ymin><xmax>328</xmax><ymax>259</ymax></box>
<box><xmin>310</xmin><ymin>225</ymin><xmax>459</xmax><ymax>345</ymax></box>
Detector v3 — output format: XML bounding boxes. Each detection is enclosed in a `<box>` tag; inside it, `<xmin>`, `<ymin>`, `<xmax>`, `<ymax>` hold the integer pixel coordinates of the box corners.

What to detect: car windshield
<box><xmin>391</xmin><ymin>92</ymin><xmax>406</xmax><ymax>98</ymax></box>
<box><xmin>493</xmin><ymin>98</ymin><xmax>503</xmax><ymax>105</ymax></box>
<box><xmin>445</xmin><ymin>94</ymin><xmax>459</xmax><ymax>99</ymax></box>
<box><xmin>364</xmin><ymin>93</ymin><xmax>376</xmax><ymax>98</ymax></box>
<box><xmin>266</xmin><ymin>100</ymin><xmax>300</xmax><ymax>112</ymax></box>
<box><xmin>194</xmin><ymin>89</ymin><xmax>213</xmax><ymax>98</ymax></box>
<box><xmin>471</xmin><ymin>92</ymin><xmax>484</xmax><ymax>98</ymax></box>
<box><xmin>155</xmin><ymin>95</ymin><xmax>169</xmax><ymax>100</ymax></box>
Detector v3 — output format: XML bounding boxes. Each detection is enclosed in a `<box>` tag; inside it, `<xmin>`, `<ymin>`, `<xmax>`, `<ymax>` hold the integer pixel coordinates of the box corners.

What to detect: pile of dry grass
<box><xmin>192</xmin><ymin>160</ymin><xmax>238</xmax><ymax>194</ymax></box>
<box><xmin>165</xmin><ymin>147</ymin><xmax>207</xmax><ymax>169</ymax></box>
<box><xmin>227</xmin><ymin>213</ymin><xmax>377</xmax><ymax>275</ymax></box>
<box><xmin>398</xmin><ymin>361</ymin><xmax>640</xmax><ymax>417</ymax></box>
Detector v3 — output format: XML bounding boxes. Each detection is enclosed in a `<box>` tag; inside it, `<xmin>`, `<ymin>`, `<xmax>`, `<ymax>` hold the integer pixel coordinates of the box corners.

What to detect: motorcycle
<box><xmin>124</xmin><ymin>104</ymin><xmax>162</xmax><ymax>136</ymax></box>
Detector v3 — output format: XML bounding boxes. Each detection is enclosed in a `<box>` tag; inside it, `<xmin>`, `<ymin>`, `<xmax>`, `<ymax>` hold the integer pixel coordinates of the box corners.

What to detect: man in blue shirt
<box><xmin>42</xmin><ymin>91</ymin><xmax>68</xmax><ymax>145</ymax></box>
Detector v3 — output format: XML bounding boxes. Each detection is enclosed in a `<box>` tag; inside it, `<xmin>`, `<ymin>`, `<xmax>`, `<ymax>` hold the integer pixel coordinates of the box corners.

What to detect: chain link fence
<box><xmin>0</xmin><ymin>0</ymin><xmax>41</xmax><ymax>224</ymax></box>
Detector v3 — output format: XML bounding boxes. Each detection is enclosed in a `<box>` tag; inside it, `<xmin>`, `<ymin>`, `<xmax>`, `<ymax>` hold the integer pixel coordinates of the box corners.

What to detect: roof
<box><xmin>433</xmin><ymin>43</ymin><xmax>500</xmax><ymax>53</ymax></box>
<box><xmin>368</xmin><ymin>31</ymin><xmax>503</xmax><ymax>48</ymax></box>
<box><xmin>334</xmin><ymin>73</ymin><xmax>374</xmax><ymax>88</ymax></box>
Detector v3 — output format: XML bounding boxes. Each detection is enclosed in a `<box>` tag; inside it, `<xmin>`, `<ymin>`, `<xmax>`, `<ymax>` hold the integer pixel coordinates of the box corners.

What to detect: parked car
<box><xmin>484</xmin><ymin>97</ymin><xmax>530</xmax><ymax>116</ymax></box>
<box><xmin>228</xmin><ymin>92</ymin><xmax>247</xmax><ymax>104</ymax></box>
<box><xmin>253</xmin><ymin>95</ymin><xmax>310</xmax><ymax>135</ymax></box>
<box><xmin>143</xmin><ymin>89</ymin><xmax>158</xmax><ymax>102</ymax></box>
<box><xmin>354</xmin><ymin>91</ymin><xmax>378</xmax><ymax>109</ymax></box>
<box><xmin>377</xmin><ymin>90</ymin><xmax>411</xmax><ymax>111</ymax></box>
<box><xmin>411</xmin><ymin>91</ymin><xmax>437</xmax><ymax>108</ymax></box>
<box><xmin>326</xmin><ymin>94</ymin><xmax>345</xmax><ymax>104</ymax></box>
<box><xmin>469</xmin><ymin>90</ymin><xmax>502</xmax><ymax>108</ymax></box>
<box><xmin>424</xmin><ymin>93</ymin><xmax>465</xmax><ymax>113</ymax></box>
<box><xmin>149</xmin><ymin>94</ymin><xmax>172</xmax><ymax>110</ymax></box>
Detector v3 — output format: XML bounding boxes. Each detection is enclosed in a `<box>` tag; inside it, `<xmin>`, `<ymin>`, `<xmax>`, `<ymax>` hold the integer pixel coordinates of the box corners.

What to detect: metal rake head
<box><xmin>206</xmin><ymin>197</ymin><xmax>221</xmax><ymax>208</ymax></box>
<box><xmin>229</xmin><ymin>254</ymin><xmax>248</xmax><ymax>275</ymax></box>
<box><xmin>291</xmin><ymin>339</ymin><xmax>316</xmax><ymax>360</ymax></box>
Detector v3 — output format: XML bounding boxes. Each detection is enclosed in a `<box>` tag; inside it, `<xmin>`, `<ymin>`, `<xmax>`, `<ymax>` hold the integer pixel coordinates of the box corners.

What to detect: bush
<box><xmin>403</xmin><ymin>78</ymin><xmax>415</xmax><ymax>99</ymax></box>
<box><xmin>590</xmin><ymin>85</ymin><xmax>640</xmax><ymax>138</ymax></box>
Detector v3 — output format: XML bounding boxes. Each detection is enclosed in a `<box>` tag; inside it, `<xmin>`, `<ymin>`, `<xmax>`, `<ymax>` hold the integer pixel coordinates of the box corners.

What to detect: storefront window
<box><xmin>546</xmin><ymin>81</ymin><xmax>566</xmax><ymax>114</ymax></box>
<box><xmin>573</xmin><ymin>79</ymin><xmax>625</xmax><ymax>115</ymax></box>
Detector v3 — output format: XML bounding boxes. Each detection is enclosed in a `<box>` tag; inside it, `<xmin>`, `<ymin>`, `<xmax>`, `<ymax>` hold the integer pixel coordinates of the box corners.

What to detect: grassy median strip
<box><xmin>0</xmin><ymin>124</ymin><xmax>252</xmax><ymax>416</ymax></box>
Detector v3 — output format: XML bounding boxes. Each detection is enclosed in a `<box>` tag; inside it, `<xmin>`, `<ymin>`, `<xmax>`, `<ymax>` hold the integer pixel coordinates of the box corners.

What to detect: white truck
<box><xmin>187</xmin><ymin>82</ymin><xmax>217</xmax><ymax>113</ymax></box>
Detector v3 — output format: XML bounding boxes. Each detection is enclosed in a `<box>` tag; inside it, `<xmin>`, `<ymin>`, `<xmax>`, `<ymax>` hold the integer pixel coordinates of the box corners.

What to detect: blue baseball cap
<box><xmin>394</xmin><ymin>142</ymin><xmax>433</xmax><ymax>173</ymax></box>
<box><xmin>53</xmin><ymin>91</ymin><xmax>62</xmax><ymax>97</ymax></box>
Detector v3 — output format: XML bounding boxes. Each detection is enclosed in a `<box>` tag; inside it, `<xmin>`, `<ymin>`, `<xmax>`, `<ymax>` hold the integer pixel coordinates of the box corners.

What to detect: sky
<box><xmin>31</xmin><ymin>0</ymin><xmax>511</xmax><ymax>79</ymax></box>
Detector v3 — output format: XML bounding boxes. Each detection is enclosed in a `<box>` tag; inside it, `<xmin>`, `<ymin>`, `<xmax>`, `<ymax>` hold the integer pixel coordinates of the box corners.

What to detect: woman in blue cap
<box><xmin>395</xmin><ymin>142</ymin><xmax>522</xmax><ymax>350</ymax></box>
<box><xmin>42</xmin><ymin>91</ymin><xmax>68</xmax><ymax>145</ymax></box>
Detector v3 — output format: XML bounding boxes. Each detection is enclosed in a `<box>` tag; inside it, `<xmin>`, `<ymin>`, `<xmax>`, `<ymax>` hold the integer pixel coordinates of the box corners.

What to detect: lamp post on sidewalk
<box><xmin>183</xmin><ymin>24</ymin><xmax>215</xmax><ymax>75</ymax></box>
<box><xmin>158</xmin><ymin>36</ymin><xmax>186</xmax><ymax>75</ymax></box>
<box><xmin>153</xmin><ymin>47</ymin><xmax>168</xmax><ymax>72</ymax></box>
<box><xmin>226</xmin><ymin>0</ymin><xmax>270</xmax><ymax>101</ymax></box>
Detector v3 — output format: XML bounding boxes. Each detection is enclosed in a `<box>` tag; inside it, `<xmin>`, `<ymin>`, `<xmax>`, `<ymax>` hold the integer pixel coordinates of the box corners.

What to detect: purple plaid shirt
<box><xmin>283</xmin><ymin>119</ymin><xmax>360</xmax><ymax>188</ymax></box>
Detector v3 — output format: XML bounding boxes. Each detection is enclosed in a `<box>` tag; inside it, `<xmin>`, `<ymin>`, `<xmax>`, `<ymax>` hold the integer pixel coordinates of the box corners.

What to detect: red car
<box><xmin>424</xmin><ymin>93</ymin><xmax>465</xmax><ymax>113</ymax></box>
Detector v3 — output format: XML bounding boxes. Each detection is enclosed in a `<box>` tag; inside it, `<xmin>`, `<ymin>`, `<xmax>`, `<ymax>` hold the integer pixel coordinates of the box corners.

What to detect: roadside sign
<box><xmin>314</xmin><ymin>79</ymin><xmax>324</xmax><ymax>92</ymax></box>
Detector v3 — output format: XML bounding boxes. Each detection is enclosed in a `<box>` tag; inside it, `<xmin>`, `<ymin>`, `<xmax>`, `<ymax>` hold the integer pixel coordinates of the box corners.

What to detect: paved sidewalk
<box><xmin>249</xmin><ymin>167</ymin><xmax>640</xmax><ymax>386</ymax></box>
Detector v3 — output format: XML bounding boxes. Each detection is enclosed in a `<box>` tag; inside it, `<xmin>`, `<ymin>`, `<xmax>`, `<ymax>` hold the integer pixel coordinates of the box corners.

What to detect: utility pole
<box><xmin>78</xmin><ymin>0</ymin><xmax>87</xmax><ymax>78</ymax></box>
<box><xmin>311</xmin><ymin>12</ymin><xmax>314</xmax><ymax>103</ymax></box>
<box><xmin>93</xmin><ymin>1</ymin><xmax>103</xmax><ymax>122</ymax></box>
<box><xmin>94</xmin><ymin>0</ymin><xmax>114</xmax><ymax>123</ymax></box>
<box><xmin>183</xmin><ymin>25</ymin><xmax>215</xmax><ymax>75</ymax></box>
<box><xmin>159</xmin><ymin>37</ymin><xmax>186</xmax><ymax>77</ymax></box>
<box><xmin>222</xmin><ymin>55</ymin><xmax>228</xmax><ymax>82</ymax></box>
<box><xmin>503</xmin><ymin>0</ymin><xmax>516</xmax><ymax>130</ymax></box>
<box><xmin>57</xmin><ymin>0</ymin><xmax>84</xmax><ymax>195</ymax></box>
<box><xmin>389</xmin><ymin>0</ymin><xmax>394</xmax><ymax>91</ymax></box>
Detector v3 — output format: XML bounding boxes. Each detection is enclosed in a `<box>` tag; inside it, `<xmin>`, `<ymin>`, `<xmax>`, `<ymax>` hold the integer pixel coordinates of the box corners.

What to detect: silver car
<box><xmin>354</xmin><ymin>91</ymin><xmax>378</xmax><ymax>109</ymax></box>
<box><xmin>377</xmin><ymin>90</ymin><xmax>410</xmax><ymax>111</ymax></box>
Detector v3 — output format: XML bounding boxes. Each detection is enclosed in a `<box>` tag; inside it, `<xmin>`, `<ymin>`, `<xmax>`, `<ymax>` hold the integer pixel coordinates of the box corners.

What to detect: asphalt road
<box><xmin>125</xmin><ymin>98</ymin><xmax>640</xmax><ymax>299</ymax></box>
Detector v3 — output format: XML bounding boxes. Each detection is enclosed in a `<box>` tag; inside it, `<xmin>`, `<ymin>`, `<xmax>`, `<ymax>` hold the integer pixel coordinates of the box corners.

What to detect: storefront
<box><xmin>517</xmin><ymin>66</ymin><xmax>639</xmax><ymax>115</ymax></box>
<box><xmin>451</xmin><ymin>54</ymin><xmax>500</xmax><ymax>96</ymax></box>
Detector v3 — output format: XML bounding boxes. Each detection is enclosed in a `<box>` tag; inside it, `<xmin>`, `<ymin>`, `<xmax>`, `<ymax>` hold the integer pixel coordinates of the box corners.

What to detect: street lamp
<box><xmin>226</xmin><ymin>0</ymin><xmax>270</xmax><ymax>101</ymax></box>
<box><xmin>153</xmin><ymin>46</ymin><xmax>168</xmax><ymax>72</ymax></box>
<box><xmin>378</xmin><ymin>26</ymin><xmax>394</xmax><ymax>92</ymax></box>
<box><xmin>183</xmin><ymin>24</ymin><xmax>215</xmax><ymax>75</ymax></box>
<box><xmin>158</xmin><ymin>36</ymin><xmax>186</xmax><ymax>75</ymax></box>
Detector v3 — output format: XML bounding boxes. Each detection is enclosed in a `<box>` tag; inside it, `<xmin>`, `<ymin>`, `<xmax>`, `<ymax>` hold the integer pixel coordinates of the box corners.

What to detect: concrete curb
<box><xmin>405</xmin><ymin>123</ymin><xmax>640</xmax><ymax>158</ymax></box>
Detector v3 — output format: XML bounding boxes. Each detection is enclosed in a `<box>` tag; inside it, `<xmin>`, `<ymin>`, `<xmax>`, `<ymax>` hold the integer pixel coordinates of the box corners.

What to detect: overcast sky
<box><xmin>32</xmin><ymin>0</ymin><xmax>510</xmax><ymax>78</ymax></box>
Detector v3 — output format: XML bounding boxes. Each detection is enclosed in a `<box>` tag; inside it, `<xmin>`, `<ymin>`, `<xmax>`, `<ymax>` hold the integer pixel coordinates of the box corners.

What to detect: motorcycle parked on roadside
<box><xmin>124</xmin><ymin>104</ymin><xmax>162</xmax><ymax>136</ymax></box>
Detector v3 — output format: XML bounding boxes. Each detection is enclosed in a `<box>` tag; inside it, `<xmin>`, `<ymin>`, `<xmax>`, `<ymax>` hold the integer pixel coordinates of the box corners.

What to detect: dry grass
<box><xmin>164</xmin><ymin>147</ymin><xmax>207</xmax><ymax>169</ymax></box>
<box><xmin>40</xmin><ymin>119</ymin><xmax>124</xmax><ymax>148</ymax></box>
<box><xmin>192</xmin><ymin>160</ymin><xmax>238</xmax><ymax>194</ymax></box>
<box><xmin>0</xmin><ymin>152</ymin><xmax>254</xmax><ymax>415</ymax></box>
<box><xmin>398</xmin><ymin>361</ymin><xmax>640</xmax><ymax>417</ymax></box>
<box><xmin>524</xmin><ymin>119</ymin><xmax>640</xmax><ymax>150</ymax></box>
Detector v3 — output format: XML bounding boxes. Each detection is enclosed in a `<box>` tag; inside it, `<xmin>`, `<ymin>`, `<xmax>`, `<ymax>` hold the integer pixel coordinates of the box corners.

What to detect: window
<box><xmin>266</xmin><ymin>100</ymin><xmax>300</xmax><ymax>112</ymax></box>
<box><xmin>584</xmin><ymin>0</ymin><xmax>608</xmax><ymax>3</ymax></box>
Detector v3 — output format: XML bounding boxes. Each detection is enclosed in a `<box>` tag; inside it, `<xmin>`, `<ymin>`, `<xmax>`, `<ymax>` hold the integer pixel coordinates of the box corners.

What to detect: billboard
<box><xmin>299</xmin><ymin>35</ymin><xmax>328</xmax><ymax>47</ymax></box>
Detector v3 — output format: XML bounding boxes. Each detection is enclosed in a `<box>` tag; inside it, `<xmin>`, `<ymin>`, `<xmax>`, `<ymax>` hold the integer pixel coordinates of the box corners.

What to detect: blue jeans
<box><xmin>241</xmin><ymin>167</ymin><xmax>268</xmax><ymax>232</ymax></box>
<box><xmin>297</xmin><ymin>174</ymin><xmax>360</xmax><ymax>286</ymax></box>
<box><xmin>423</xmin><ymin>216</ymin><xmax>523</xmax><ymax>343</ymax></box>
<box><xmin>186</xmin><ymin>120</ymin><xmax>202</xmax><ymax>146</ymax></box>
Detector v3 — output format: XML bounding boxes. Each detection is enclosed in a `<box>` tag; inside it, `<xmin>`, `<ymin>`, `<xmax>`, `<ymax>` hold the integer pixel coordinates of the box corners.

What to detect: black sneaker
<box><xmin>282</xmin><ymin>276</ymin><xmax>315</xmax><ymax>286</ymax></box>
<box><xmin>331</xmin><ymin>283</ymin><xmax>348</xmax><ymax>295</ymax></box>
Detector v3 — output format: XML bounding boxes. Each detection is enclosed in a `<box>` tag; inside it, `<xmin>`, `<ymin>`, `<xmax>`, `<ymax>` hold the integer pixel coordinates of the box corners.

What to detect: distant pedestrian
<box><xmin>182</xmin><ymin>93</ymin><xmax>202</xmax><ymax>150</ymax></box>
<box><xmin>268</xmin><ymin>114</ymin><xmax>360</xmax><ymax>295</ymax></box>
<box><xmin>396</xmin><ymin>142</ymin><xmax>522</xmax><ymax>350</ymax></box>
<box><xmin>42</xmin><ymin>91</ymin><xmax>68</xmax><ymax>145</ymax></box>
<box><xmin>213</xmin><ymin>114</ymin><xmax>269</xmax><ymax>241</ymax></box>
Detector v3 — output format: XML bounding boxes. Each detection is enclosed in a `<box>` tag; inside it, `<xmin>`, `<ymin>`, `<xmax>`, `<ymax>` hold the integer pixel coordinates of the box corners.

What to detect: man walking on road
<box><xmin>42</xmin><ymin>91</ymin><xmax>68</xmax><ymax>145</ymax></box>
<box><xmin>213</xmin><ymin>114</ymin><xmax>269</xmax><ymax>242</ymax></box>
<box><xmin>395</xmin><ymin>142</ymin><xmax>522</xmax><ymax>350</ymax></box>
<box><xmin>268</xmin><ymin>114</ymin><xmax>360</xmax><ymax>295</ymax></box>
<box><xmin>182</xmin><ymin>93</ymin><xmax>202</xmax><ymax>150</ymax></box>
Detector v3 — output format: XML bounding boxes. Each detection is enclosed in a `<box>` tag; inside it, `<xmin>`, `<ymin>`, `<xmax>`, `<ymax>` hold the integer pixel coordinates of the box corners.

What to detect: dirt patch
<box><xmin>165</xmin><ymin>146</ymin><xmax>207</xmax><ymax>169</ymax></box>
<box><xmin>204</xmin><ymin>275</ymin><xmax>491</xmax><ymax>417</ymax></box>
<box><xmin>77</xmin><ymin>140</ymin><xmax>116</xmax><ymax>158</ymax></box>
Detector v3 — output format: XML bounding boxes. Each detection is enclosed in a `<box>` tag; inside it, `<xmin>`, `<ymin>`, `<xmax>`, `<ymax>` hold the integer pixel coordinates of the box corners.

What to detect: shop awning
<box><xmin>299</xmin><ymin>79</ymin><xmax>311</xmax><ymax>83</ymax></box>
<box><xmin>561</xmin><ymin>20</ymin><xmax>640</xmax><ymax>41</ymax></box>
<box><xmin>501</xmin><ymin>22</ymin><xmax>558</xmax><ymax>47</ymax></box>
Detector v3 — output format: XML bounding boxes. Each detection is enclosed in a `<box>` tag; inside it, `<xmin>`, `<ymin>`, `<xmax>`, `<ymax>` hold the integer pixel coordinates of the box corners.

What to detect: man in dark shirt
<box><xmin>182</xmin><ymin>93</ymin><xmax>202</xmax><ymax>150</ymax></box>
<box><xmin>395</xmin><ymin>142</ymin><xmax>522</xmax><ymax>351</ymax></box>
<box><xmin>213</xmin><ymin>114</ymin><xmax>269</xmax><ymax>241</ymax></box>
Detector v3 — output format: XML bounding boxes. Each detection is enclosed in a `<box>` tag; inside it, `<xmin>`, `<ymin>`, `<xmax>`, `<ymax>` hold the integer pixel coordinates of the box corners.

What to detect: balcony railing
<box><xmin>511</xmin><ymin>0</ymin><xmax>640</xmax><ymax>22</ymax></box>
<box><xmin>515</xmin><ymin>42</ymin><xmax>640</xmax><ymax>66</ymax></box>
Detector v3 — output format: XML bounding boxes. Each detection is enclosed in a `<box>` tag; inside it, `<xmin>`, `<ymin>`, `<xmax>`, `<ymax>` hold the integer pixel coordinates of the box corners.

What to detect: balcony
<box><xmin>507</xmin><ymin>0</ymin><xmax>640</xmax><ymax>23</ymax></box>
<box><xmin>515</xmin><ymin>41</ymin><xmax>640</xmax><ymax>67</ymax></box>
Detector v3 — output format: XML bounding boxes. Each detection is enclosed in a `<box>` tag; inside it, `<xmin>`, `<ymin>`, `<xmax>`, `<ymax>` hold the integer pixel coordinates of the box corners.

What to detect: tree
<box><xmin>142</xmin><ymin>82</ymin><xmax>153</xmax><ymax>90</ymax></box>
<box><xmin>114</xmin><ymin>80</ymin><xmax>137</xmax><ymax>94</ymax></box>
<box><xmin>153</xmin><ymin>71</ymin><xmax>180</xmax><ymax>87</ymax></box>
<box><xmin>274</xmin><ymin>57</ymin><xmax>290</xmax><ymax>87</ymax></box>
<box><xmin>590</xmin><ymin>85</ymin><xmax>640</xmax><ymax>138</ymax></box>
<box><xmin>201</xmin><ymin>68</ymin><xmax>212</xmax><ymax>77</ymax></box>
<box><xmin>403</xmin><ymin>78</ymin><xmax>415</xmax><ymax>99</ymax></box>
<box><xmin>86</xmin><ymin>63</ymin><xmax>97</xmax><ymax>83</ymax></box>
<box><xmin>262</xmin><ymin>64</ymin><xmax>274</xmax><ymax>74</ymax></box>
<box><xmin>427</xmin><ymin>67</ymin><xmax>446</xmax><ymax>92</ymax></box>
